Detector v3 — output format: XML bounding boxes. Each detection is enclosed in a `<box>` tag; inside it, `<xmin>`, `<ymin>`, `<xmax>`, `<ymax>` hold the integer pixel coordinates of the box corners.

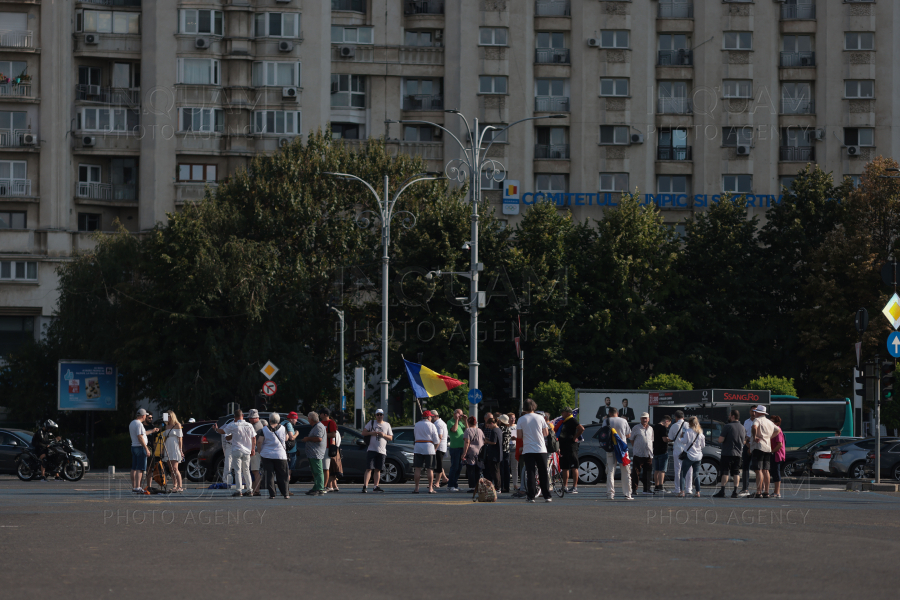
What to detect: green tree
<box><xmin>639</xmin><ymin>373</ymin><xmax>693</xmax><ymax>390</ymax></box>
<box><xmin>746</xmin><ymin>376</ymin><xmax>797</xmax><ymax>397</ymax></box>
<box><xmin>530</xmin><ymin>379</ymin><xmax>576</xmax><ymax>418</ymax></box>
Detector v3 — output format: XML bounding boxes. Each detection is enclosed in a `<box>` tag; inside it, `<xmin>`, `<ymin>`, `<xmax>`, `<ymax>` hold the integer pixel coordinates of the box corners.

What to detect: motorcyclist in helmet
<box><xmin>32</xmin><ymin>420</ymin><xmax>60</xmax><ymax>481</ymax></box>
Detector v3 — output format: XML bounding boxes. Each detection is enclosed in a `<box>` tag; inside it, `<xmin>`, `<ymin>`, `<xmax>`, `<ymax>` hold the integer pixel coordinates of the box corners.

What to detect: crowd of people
<box><xmin>126</xmin><ymin>400</ymin><xmax>786</xmax><ymax>500</ymax></box>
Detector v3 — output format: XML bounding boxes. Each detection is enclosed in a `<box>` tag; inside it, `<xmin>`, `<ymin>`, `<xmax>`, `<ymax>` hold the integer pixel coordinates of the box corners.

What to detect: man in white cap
<box><xmin>750</xmin><ymin>405</ymin><xmax>775</xmax><ymax>498</ymax></box>
<box><xmin>629</xmin><ymin>412</ymin><xmax>654</xmax><ymax>495</ymax></box>
<box><xmin>361</xmin><ymin>409</ymin><xmax>392</xmax><ymax>493</ymax></box>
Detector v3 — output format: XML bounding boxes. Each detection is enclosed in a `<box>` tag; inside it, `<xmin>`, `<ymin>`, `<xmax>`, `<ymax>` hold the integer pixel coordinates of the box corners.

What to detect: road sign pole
<box><xmin>876</xmin><ymin>358</ymin><xmax>881</xmax><ymax>484</ymax></box>
<box><xmin>519</xmin><ymin>350</ymin><xmax>525</xmax><ymax>416</ymax></box>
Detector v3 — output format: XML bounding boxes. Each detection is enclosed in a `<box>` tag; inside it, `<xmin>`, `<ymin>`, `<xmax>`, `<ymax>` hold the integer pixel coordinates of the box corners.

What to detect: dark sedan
<box><xmin>782</xmin><ymin>436</ymin><xmax>860</xmax><ymax>477</ymax></box>
<box><xmin>0</xmin><ymin>428</ymin><xmax>91</xmax><ymax>473</ymax></box>
<box><xmin>863</xmin><ymin>443</ymin><xmax>900</xmax><ymax>481</ymax></box>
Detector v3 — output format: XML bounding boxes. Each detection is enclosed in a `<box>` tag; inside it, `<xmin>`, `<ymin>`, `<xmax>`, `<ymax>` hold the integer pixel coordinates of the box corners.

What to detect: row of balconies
<box><xmin>654</xmin><ymin>98</ymin><xmax>816</xmax><ymax>115</ymax></box>
<box><xmin>530</xmin><ymin>144</ymin><xmax>813</xmax><ymax>163</ymax></box>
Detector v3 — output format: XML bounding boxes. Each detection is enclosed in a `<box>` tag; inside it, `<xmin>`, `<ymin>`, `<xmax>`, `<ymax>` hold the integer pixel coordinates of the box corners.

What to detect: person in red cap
<box><xmin>283</xmin><ymin>411</ymin><xmax>300</xmax><ymax>492</ymax></box>
<box><xmin>412</xmin><ymin>410</ymin><xmax>440</xmax><ymax>493</ymax></box>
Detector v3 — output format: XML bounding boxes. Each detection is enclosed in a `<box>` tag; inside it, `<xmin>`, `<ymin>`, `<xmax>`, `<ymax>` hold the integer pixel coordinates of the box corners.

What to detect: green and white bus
<box><xmin>769</xmin><ymin>396</ymin><xmax>854</xmax><ymax>449</ymax></box>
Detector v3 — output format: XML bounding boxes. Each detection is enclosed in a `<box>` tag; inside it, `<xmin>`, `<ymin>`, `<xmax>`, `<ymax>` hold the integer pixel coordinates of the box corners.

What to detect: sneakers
<box><xmin>737</xmin><ymin>490</ymin><xmax>751</xmax><ymax>497</ymax></box>
<box><xmin>305</xmin><ymin>489</ymin><xmax>319</xmax><ymax>496</ymax></box>
<box><xmin>713</xmin><ymin>488</ymin><xmax>726</xmax><ymax>498</ymax></box>
<box><xmin>448</xmin><ymin>487</ymin><xmax>459</xmax><ymax>492</ymax></box>
<box><xmin>624</xmin><ymin>496</ymin><xmax>634</xmax><ymax>501</ymax></box>
<box><xmin>545</xmin><ymin>497</ymin><xmax>553</xmax><ymax>503</ymax></box>
<box><xmin>527</xmin><ymin>499</ymin><xmax>536</xmax><ymax>503</ymax></box>
<box><xmin>373</xmin><ymin>486</ymin><xmax>384</xmax><ymax>493</ymax></box>
<box><xmin>361</xmin><ymin>486</ymin><xmax>368</xmax><ymax>494</ymax></box>
<box><xmin>232</xmin><ymin>492</ymin><xmax>243</xmax><ymax>497</ymax></box>
<box><xmin>568</xmin><ymin>488</ymin><xmax>579</xmax><ymax>494</ymax></box>
<box><xmin>731</xmin><ymin>489</ymin><xmax>739</xmax><ymax>498</ymax></box>
<box><xmin>640</xmin><ymin>490</ymin><xmax>654</xmax><ymax>495</ymax></box>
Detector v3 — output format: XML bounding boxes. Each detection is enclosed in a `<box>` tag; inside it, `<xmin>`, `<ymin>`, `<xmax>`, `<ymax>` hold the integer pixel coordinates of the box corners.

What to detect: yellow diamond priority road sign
<box><xmin>883</xmin><ymin>293</ymin><xmax>900</xmax><ymax>330</ymax></box>
<box><xmin>260</xmin><ymin>360</ymin><xmax>279</xmax><ymax>380</ymax></box>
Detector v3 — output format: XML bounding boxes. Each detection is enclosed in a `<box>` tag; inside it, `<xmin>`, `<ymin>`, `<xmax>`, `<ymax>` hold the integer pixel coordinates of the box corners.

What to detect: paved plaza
<box><xmin>1</xmin><ymin>476</ymin><xmax>898</xmax><ymax>599</ymax></box>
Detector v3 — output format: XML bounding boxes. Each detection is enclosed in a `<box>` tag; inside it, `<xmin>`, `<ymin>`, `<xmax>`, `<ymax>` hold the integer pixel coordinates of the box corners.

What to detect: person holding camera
<box><xmin>129</xmin><ymin>408</ymin><xmax>158</xmax><ymax>494</ymax></box>
<box><xmin>362</xmin><ymin>409</ymin><xmax>393</xmax><ymax>493</ymax></box>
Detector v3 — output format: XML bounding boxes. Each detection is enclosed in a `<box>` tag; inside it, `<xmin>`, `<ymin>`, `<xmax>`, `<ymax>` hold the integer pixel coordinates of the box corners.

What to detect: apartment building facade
<box><xmin>0</xmin><ymin>0</ymin><xmax>897</xmax><ymax>355</ymax></box>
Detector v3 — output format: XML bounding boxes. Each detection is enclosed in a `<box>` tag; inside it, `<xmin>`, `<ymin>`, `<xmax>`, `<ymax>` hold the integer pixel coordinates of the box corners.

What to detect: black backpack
<box><xmin>597</xmin><ymin>422</ymin><xmax>614</xmax><ymax>452</ymax></box>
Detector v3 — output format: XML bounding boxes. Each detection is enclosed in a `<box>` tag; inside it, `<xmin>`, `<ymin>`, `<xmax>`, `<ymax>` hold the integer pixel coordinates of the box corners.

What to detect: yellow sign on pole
<box><xmin>882</xmin><ymin>293</ymin><xmax>900</xmax><ymax>330</ymax></box>
<box><xmin>260</xmin><ymin>361</ymin><xmax>279</xmax><ymax>380</ymax></box>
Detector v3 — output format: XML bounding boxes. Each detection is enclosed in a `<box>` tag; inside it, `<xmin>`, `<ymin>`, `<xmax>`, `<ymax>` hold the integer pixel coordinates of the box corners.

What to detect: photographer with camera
<box><xmin>32</xmin><ymin>420</ymin><xmax>60</xmax><ymax>481</ymax></box>
<box><xmin>361</xmin><ymin>409</ymin><xmax>392</xmax><ymax>493</ymax></box>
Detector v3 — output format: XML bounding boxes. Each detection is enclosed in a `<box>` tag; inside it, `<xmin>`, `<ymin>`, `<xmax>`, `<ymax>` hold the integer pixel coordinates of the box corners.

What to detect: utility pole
<box><xmin>519</xmin><ymin>350</ymin><xmax>525</xmax><ymax>416</ymax></box>
<box><xmin>328</xmin><ymin>305</ymin><xmax>345</xmax><ymax>424</ymax></box>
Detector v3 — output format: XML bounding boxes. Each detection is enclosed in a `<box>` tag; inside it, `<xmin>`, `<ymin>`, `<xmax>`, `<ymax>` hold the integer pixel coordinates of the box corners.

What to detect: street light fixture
<box><xmin>325</xmin><ymin>171</ymin><xmax>444</xmax><ymax>415</ymax></box>
<box><xmin>389</xmin><ymin>110</ymin><xmax>567</xmax><ymax>417</ymax></box>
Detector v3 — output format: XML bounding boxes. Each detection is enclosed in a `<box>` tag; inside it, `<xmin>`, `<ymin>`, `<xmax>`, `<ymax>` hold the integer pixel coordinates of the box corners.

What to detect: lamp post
<box><xmin>325</xmin><ymin>171</ymin><xmax>443</xmax><ymax>415</ymax></box>
<box><xmin>327</xmin><ymin>304</ymin><xmax>345</xmax><ymax>424</ymax></box>
<box><xmin>390</xmin><ymin>111</ymin><xmax>566</xmax><ymax>418</ymax></box>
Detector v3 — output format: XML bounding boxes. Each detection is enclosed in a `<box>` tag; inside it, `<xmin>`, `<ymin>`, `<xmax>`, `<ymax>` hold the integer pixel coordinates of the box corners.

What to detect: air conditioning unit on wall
<box><xmin>736</xmin><ymin>145</ymin><xmax>751</xmax><ymax>156</ymax></box>
<box><xmin>847</xmin><ymin>145</ymin><xmax>861</xmax><ymax>157</ymax></box>
<box><xmin>85</xmin><ymin>34</ymin><xmax>99</xmax><ymax>44</ymax></box>
<box><xmin>282</xmin><ymin>86</ymin><xmax>297</xmax><ymax>99</ymax></box>
<box><xmin>279</xmin><ymin>41</ymin><xmax>293</xmax><ymax>52</ymax></box>
<box><xmin>587</xmin><ymin>38</ymin><xmax>599</xmax><ymax>47</ymax></box>
<box><xmin>630</xmin><ymin>134</ymin><xmax>644</xmax><ymax>144</ymax></box>
<box><xmin>82</xmin><ymin>136</ymin><xmax>96</xmax><ymax>147</ymax></box>
<box><xmin>195</xmin><ymin>38</ymin><xmax>209</xmax><ymax>49</ymax></box>
<box><xmin>340</xmin><ymin>46</ymin><xmax>355</xmax><ymax>58</ymax></box>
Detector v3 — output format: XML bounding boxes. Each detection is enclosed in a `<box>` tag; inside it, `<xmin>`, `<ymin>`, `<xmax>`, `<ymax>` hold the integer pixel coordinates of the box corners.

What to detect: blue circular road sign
<box><xmin>468</xmin><ymin>389</ymin><xmax>483</xmax><ymax>405</ymax></box>
<box><xmin>888</xmin><ymin>332</ymin><xmax>900</xmax><ymax>358</ymax></box>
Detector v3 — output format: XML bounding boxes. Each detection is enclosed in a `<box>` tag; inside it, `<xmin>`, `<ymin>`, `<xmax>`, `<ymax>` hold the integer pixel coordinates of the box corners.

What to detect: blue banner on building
<box><xmin>519</xmin><ymin>192</ymin><xmax>790</xmax><ymax>209</ymax></box>
<box><xmin>58</xmin><ymin>361</ymin><xmax>118</xmax><ymax>411</ymax></box>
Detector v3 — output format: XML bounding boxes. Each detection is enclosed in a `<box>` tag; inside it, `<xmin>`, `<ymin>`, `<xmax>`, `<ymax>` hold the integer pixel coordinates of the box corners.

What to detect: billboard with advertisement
<box><xmin>576</xmin><ymin>390</ymin><xmax>649</xmax><ymax>426</ymax></box>
<box><xmin>58</xmin><ymin>361</ymin><xmax>118</xmax><ymax>411</ymax></box>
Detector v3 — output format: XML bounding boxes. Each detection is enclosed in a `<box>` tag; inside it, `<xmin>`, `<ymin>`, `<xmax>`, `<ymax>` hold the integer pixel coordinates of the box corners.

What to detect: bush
<box><xmin>530</xmin><ymin>380</ymin><xmax>576</xmax><ymax>418</ymax></box>
<box><xmin>639</xmin><ymin>373</ymin><xmax>693</xmax><ymax>391</ymax></box>
<box><xmin>746</xmin><ymin>376</ymin><xmax>797</xmax><ymax>397</ymax></box>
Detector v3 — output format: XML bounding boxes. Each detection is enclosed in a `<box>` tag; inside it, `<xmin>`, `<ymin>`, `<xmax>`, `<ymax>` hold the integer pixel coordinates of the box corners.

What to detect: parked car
<box><xmin>863</xmin><ymin>443</ymin><xmax>900</xmax><ymax>481</ymax></box>
<box><xmin>810</xmin><ymin>450</ymin><xmax>833</xmax><ymax>476</ymax></box>
<box><xmin>830</xmin><ymin>437</ymin><xmax>900</xmax><ymax>479</ymax></box>
<box><xmin>783</xmin><ymin>436</ymin><xmax>860</xmax><ymax>477</ymax></box>
<box><xmin>198</xmin><ymin>412</ymin><xmax>308</xmax><ymax>481</ymax></box>
<box><xmin>179</xmin><ymin>420</ymin><xmax>216</xmax><ymax>482</ymax></box>
<box><xmin>0</xmin><ymin>428</ymin><xmax>91</xmax><ymax>473</ymax></box>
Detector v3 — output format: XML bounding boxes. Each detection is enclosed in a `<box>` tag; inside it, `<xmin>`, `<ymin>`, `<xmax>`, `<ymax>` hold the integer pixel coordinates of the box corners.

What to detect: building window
<box><xmin>599</xmin><ymin>125</ymin><xmax>629</xmax><ymax>145</ymax></box>
<box><xmin>77</xmin><ymin>213</ymin><xmax>101</xmax><ymax>232</ymax></box>
<box><xmin>254</xmin><ymin>13</ymin><xmax>300</xmax><ymax>38</ymax></box>
<box><xmin>252</xmin><ymin>62</ymin><xmax>300</xmax><ymax>87</ymax></box>
<box><xmin>0</xmin><ymin>315</ymin><xmax>34</xmax><ymax>357</ymax></box>
<box><xmin>179</xmin><ymin>108</ymin><xmax>224</xmax><ymax>133</ymax></box>
<box><xmin>844</xmin><ymin>128</ymin><xmax>874</xmax><ymax>147</ymax></box>
<box><xmin>177</xmin><ymin>59</ymin><xmax>220</xmax><ymax>85</ymax></box>
<box><xmin>600</xmin><ymin>78</ymin><xmax>629</xmax><ymax>97</ymax></box>
<box><xmin>536</xmin><ymin>31</ymin><xmax>565</xmax><ymax>49</ymax></box>
<box><xmin>180</xmin><ymin>9</ymin><xmax>223</xmax><ymax>36</ymax></box>
<box><xmin>78</xmin><ymin>164</ymin><xmax>101</xmax><ymax>185</ymax></box>
<box><xmin>846</xmin><ymin>175</ymin><xmax>861</xmax><ymax>188</ymax></box>
<box><xmin>79</xmin><ymin>107</ymin><xmax>128</xmax><ymax>132</ymax></box>
<box><xmin>844</xmin><ymin>32</ymin><xmax>874</xmax><ymax>51</ymax></box>
<box><xmin>536</xmin><ymin>174</ymin><xmax>566</xmax><ymax>194</ymax></box>
<box><xmin>723</xmin><ymin>175</ymin><xmax>752</xmax><ymax>194</ymax></box>
<box><xmin>0</xmin><ymin>110</ymin><xmax>26</xmax><ymax>136</ymax></box>
<box><xmin>78</xmin><ymin>66</ymin><xmax>101</xmax><ymax>87</ymax></box>
<box><xmin>404</xmin><ymin>30</ymin><xmax>441</xmax><ymax>47</ymax></box>
<box><xmin>331</xmin><ymin>26</ymin><xmax>373</xmax><ymax>44</ymax></box>
<box><xmin>723</xmin><ymin>80</ymin><xmax>752</xmax><ymax>99</ymax></box>
<box><xmin>331</xmin><ymin>122</ymin><xmax>362</xmax><ymax>140</ymax></box>
<box><xmin>845</xmin><ymin>80</ymin><xmax>874</xmax><ymax>99</ymax></box>
<box><xmin>479</xmin><ymin>123</ymin><xmax>507</xmax><ymax>144</ymax></box>
<box><xmin>723</xmin><ymin>32</ymin><xmax>752</xmax><ymax>50</ymax></box>
<box><xmin>780</xmin><ymin>177</ymin><xmax>797</xmax><ymax>192</ymax></box>
<box><xmin>657</xmin><ymin>175</ymin><xmax>689</xmax><ymax>195</ymax></box>
<box><xmin>403</xmin><ymin>125</ymin><xmax>434</xmax><ymax>142</ymax></box>
<box><xmin>479</xmin><ymin>27</ymin><xmax>507</xmax><ymax>46</ymax></box>
<box><xmin>0</xmin><ymin>260</ymin><xmax>37</xmax><ymax>280</ymax></box>
<box><xmin>331</xmin><ymin>74</ymin><xmax>365</xmax><ymax>108</ymax></box>
<box><xmin>76</xmin><ymin>10</ymin><xmax>140</xmax><ymax>34</ymax></box>
<box><xmin>723</xmin><ymin>127</ymin><xmax>752</xmax><ymax>147</ymax></box>
<box><xmin>482</xmin><ymin>170</ymin><xmax>507</xmax><ymax>190</ymax></box>
<box><xmin>0</xmin><ymin>210</ymin><xmax>25</xmax><ymax>229</ymax></box>
<box><xmin>0</xmin><ymin>61</ymin><xmax>27</xmax><ymax>84</ymax></box>
<box><xmin>599</xmin><ymin>173</ymin><xmax>628</xmax><ymax>193</ymax></box>
<box><xmin>535</xmin><ymin>126</ymin><xmax>568</xmax><ymax>158</ymax></box>
<box><xmin>479</xmin><ymin>76</ymin><xmax>507</xmax><ymax>94</ymax></box>
<box><xmin>253</xmin><ymin>111</ymin><xmax>301</xmax><ymax>135</ymax></box>
<box><xmin>600</xmin><ymin>30</ymin><xmax>629</xmax><ymax>49</ymax></box>
<box><xmin>177</xmin><ymin>164</ymin><xmax>217</xmax><ymax>182</ymax></box>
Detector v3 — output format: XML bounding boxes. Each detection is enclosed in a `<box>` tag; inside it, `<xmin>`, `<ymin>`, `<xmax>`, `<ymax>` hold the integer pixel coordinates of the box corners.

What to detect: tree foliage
<box><xmin>746</xmin><ymin>376</ymin><xmax>798</xmax><ymax>397</ymax></box>
<box><xmin>639</xmin><ymin>373</ymin><xmax>693</xmax><ymax>391</ymax></box>
<box><xmin>530</xmin><ymin>379</ymin><xmax>576</xmax><ymax>418</ymax></box>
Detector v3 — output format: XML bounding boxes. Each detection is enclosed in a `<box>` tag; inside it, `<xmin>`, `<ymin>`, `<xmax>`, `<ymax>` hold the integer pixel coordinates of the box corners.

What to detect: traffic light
<box><xmin>854</xmin><ymin>367</ymin><xmax>867</xmax><ymax>403</ymax></box>
<box><xmin>881</xmin><ymin>361</ymin><xmax>895</xmax><ymax>402</ymax></box>
<box><xmin>502</xmin><ymin>366</ymin><xmax>517</xmax><ymax>399</ymax></box>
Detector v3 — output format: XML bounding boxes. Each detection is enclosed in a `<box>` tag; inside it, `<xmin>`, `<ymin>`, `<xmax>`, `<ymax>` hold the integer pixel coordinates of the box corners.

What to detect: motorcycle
<box><xmin>16</xmin><ymin>438</ymin><xmax>86</xmax><ymax>482</ymax></box>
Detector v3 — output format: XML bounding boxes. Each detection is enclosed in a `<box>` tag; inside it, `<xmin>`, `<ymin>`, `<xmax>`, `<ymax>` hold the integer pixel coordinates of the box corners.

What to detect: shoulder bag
<box><xmin>283</xmin><ymin>423</ymin><xmax>297</xmax><ymax>452</ymax></box>
<box><xmin>678</xmin><ymin>429</ymin><xmax>700</xmax><ymax>461</ymax></box>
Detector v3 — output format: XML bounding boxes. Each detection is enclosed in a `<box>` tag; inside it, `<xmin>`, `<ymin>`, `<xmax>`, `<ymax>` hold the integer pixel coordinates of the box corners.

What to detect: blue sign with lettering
<box><xmin>58</xmin><ymin>361</ymin><xmax>118</xmax><ymax>411</ymax></box>
<box><xmin>518</xmin><ymin>192</ymin><xmax>792</xmax><ymax>209</ymax></box>
<box><xmin>468</xmin><ymin>389</ymin><xmax>483</xmax><ymax>405</ymax></box>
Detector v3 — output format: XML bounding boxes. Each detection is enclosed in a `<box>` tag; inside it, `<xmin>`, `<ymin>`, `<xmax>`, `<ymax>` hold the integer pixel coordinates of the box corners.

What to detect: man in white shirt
<box><xmin>412</xmin><ymin>411</ymin><xmax>440</xmax><ymax>493</ymax></box>
<box><xmin>129</xmin><ymin>408</ymin><xmax>157</xmax><ymax>494</ymax></box>
<box><xmin>666</xmin><ymin>410</ymin><xmax>690</xmax><ymax>496</ymax></box>
<box><xmin>213</xmin><ymin>409</ymin><xmax>256</xmax><ymax>497</ymax></box>
<box><xmin>629</xmin><ymin>412</ymin><xmax>654</xmax><ymax>495</ymax></box>
<box><xmin>431</xmin><ymin>410</ymin><xmax>449</xmax><ymax>487</ymax></box>
<box><xmin>517</xmin><ymin>399</ymin><xmax>552</xmax><ymax>503</ymax></box>
<box><xmin>606</xmin><ymin>408</ymin><xmax>633</xmax><ymax>500</ymax></box>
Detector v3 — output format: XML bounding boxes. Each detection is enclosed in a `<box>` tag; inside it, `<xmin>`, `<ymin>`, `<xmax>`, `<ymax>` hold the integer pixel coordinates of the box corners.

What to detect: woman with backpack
<box><xmin>676</xmin><ymin>417</ymin><xmax>706</xmax><ymax>498</ymax></box>
<box><xmin>255</xmin><ymin>412</ymin><xmax>290</xmax><ymax>499</ymax></box>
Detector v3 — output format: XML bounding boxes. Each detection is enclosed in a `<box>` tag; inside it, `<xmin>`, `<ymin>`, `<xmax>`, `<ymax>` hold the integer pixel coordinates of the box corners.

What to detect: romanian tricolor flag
<box><xmin>612</xmin><ymin>428</ymin><xmax>631</xmax><ymax>467</ymax></box>
<box><xmin>403</xmin><ymin>359</ymin><xmax>464</xmax><ymax>399</ymax></box>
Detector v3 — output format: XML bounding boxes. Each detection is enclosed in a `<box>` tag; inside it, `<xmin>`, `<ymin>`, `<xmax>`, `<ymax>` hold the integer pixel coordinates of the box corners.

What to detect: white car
<box><xmin>811</xmin><ymin>450</ymin><xmax>833</xmax><ymax>476</ymax></box>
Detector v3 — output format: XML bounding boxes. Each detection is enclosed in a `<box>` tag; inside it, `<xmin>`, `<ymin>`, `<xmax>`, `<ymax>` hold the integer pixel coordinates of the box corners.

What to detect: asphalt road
<box><xmin>1</xmin><ymin>476</ymin><xmax>898</xmax><ymax>599</ymax></box>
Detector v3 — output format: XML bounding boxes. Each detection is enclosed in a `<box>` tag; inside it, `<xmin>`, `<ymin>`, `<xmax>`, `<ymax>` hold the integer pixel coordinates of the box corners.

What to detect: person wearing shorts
<box><xmin>750</xmin><ymin>405</ymin><xmax>776</xmax><ymax>498</ymax></box>
<box><xmin>651</xmin><ymin>415</ymin><xmax>671</xmax><ymax>493</ymax></box>
<box><xmin>714</xmin><ymin>410</ymin><xmax>746</xmax><ymax>498</ymax></box>
<box><xmin>361</xmin><ymin>409</ymin><xmax>392</xmax><ymax>493</ymax></box>
<box><xmin>430</xmin><ymin>410</ymin><xmax>448</xmax><ymax>487</ymax></box>
<box><xmin>557</xmin><ymin>407</ymin><xmax>584</xmax><ymax>493</ymax></box>
<box><xmin>412</xmin><ymin>411</ymin><xmax>440</xmax><ymax>493</ymax></box>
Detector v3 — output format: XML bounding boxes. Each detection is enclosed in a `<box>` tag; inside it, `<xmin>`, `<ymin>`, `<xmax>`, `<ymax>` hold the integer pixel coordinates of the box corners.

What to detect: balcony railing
<box><xmin>781</xmin><ymin>99</ymin><xmax>815</xmax><ymax>114</ymax></box>
<box><xmin>332</xmin><ymin>0</ymin><xmax>366</xmax><ymax>11</ymax></box>
<box><xmin>79</xmin><ymin>0</ymin><xmax>142</xmax><ymax>5</ymax></box>
<box><xmin>658</xmin><ymin>50</ymin><xmax>693</xmax><ymax>66</ymax></box>
<box><xmin>780</xmin><ymin>51</ymin><xmax>816</xmax><ymax>67</ymax></box>
<box><xmin>75</xmin><ymin>84</ymin><xmax>141</xmax><ymax>106</ymax></box>
<box><xmin>657</xmin><ymin>146</ymin><xmax>693</xmax><ymax>161</ymax></box>
<box><xmin>404</xmin><ymin>1</ymin><xmax>444</xmax><ymax>15</ymax></box>
<box><xmin>76</xmin><ymin>182</ymin><xmax>137</xmax><ymax>201</ymax></box>
<box><xmin>535</xmin><ymin>0</ymin><xmax>571</xmax><ymax>17</ymax></box>
<box><xmin>780</xmin><ymin>146</ymin><xmax>814</xmax><ymax>162</ymax></box>
<box><xmin>657</xmin><ymin>97</ymin><xmax>692</xmax><ymax>114</ymax></box>
<box><xmin>658</xmin><ymin>3</ymin><xmax>694</xmax><ymax>18</ymax></box>
<box><xmin>402</xmin><ymin>94</ymin><xmax>443</xmax><ymax>110</ymax></box>
<box><xmin>534</xmin><ymin>144</ymin><xmax>570</xmax><ymax>159</ymax></box>
<box><xmin>0</xmin><ymin>82</ymin><xmax>31</xmax><ymax>97</ymax></box>
<box><xmin>0</xmin><ymin>129</ymin><xmax>35</xmax><ymax>147</ymax></box>
<box><xmin>781</xmin><ymin>4</ymin><xmax>816</xmax><ymax>19</ymax></box>
<box><xmin>0</xmin><ymin>30</ymin><xmax>33</xmax><ymax>49</ymax></box>
<box><xmin>535</xmin><ymin>96</ymin><xmax>569</xmax><ymax>112</ymax></box>
<box><xmin>0</xmin><ymin>179</ymin><xmax>31</xmax><ymax>196</ymax></box>
<box><xmin>535</xmin><ymin>48</ymin><xmax>570</xmax><ymax>64</ymax></box>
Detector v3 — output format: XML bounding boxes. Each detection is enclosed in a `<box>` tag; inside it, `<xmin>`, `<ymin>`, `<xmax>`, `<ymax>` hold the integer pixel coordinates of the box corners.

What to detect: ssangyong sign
<box><xmin>714</xmin><ymin>389</ymin><xmax>771</xmax><ymax>404</ymax></box>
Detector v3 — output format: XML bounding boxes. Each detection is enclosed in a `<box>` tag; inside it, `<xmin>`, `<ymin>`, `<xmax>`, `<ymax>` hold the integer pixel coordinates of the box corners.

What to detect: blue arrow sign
<box><xmin>888</xmin><ymin>332</ymin><xmax>900</xmax><ymax>358</ymax></box>
<box><xmin>468</xmin><ymin>389</ymin><xmax>483</xmax><ymax>405</ymax></box>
